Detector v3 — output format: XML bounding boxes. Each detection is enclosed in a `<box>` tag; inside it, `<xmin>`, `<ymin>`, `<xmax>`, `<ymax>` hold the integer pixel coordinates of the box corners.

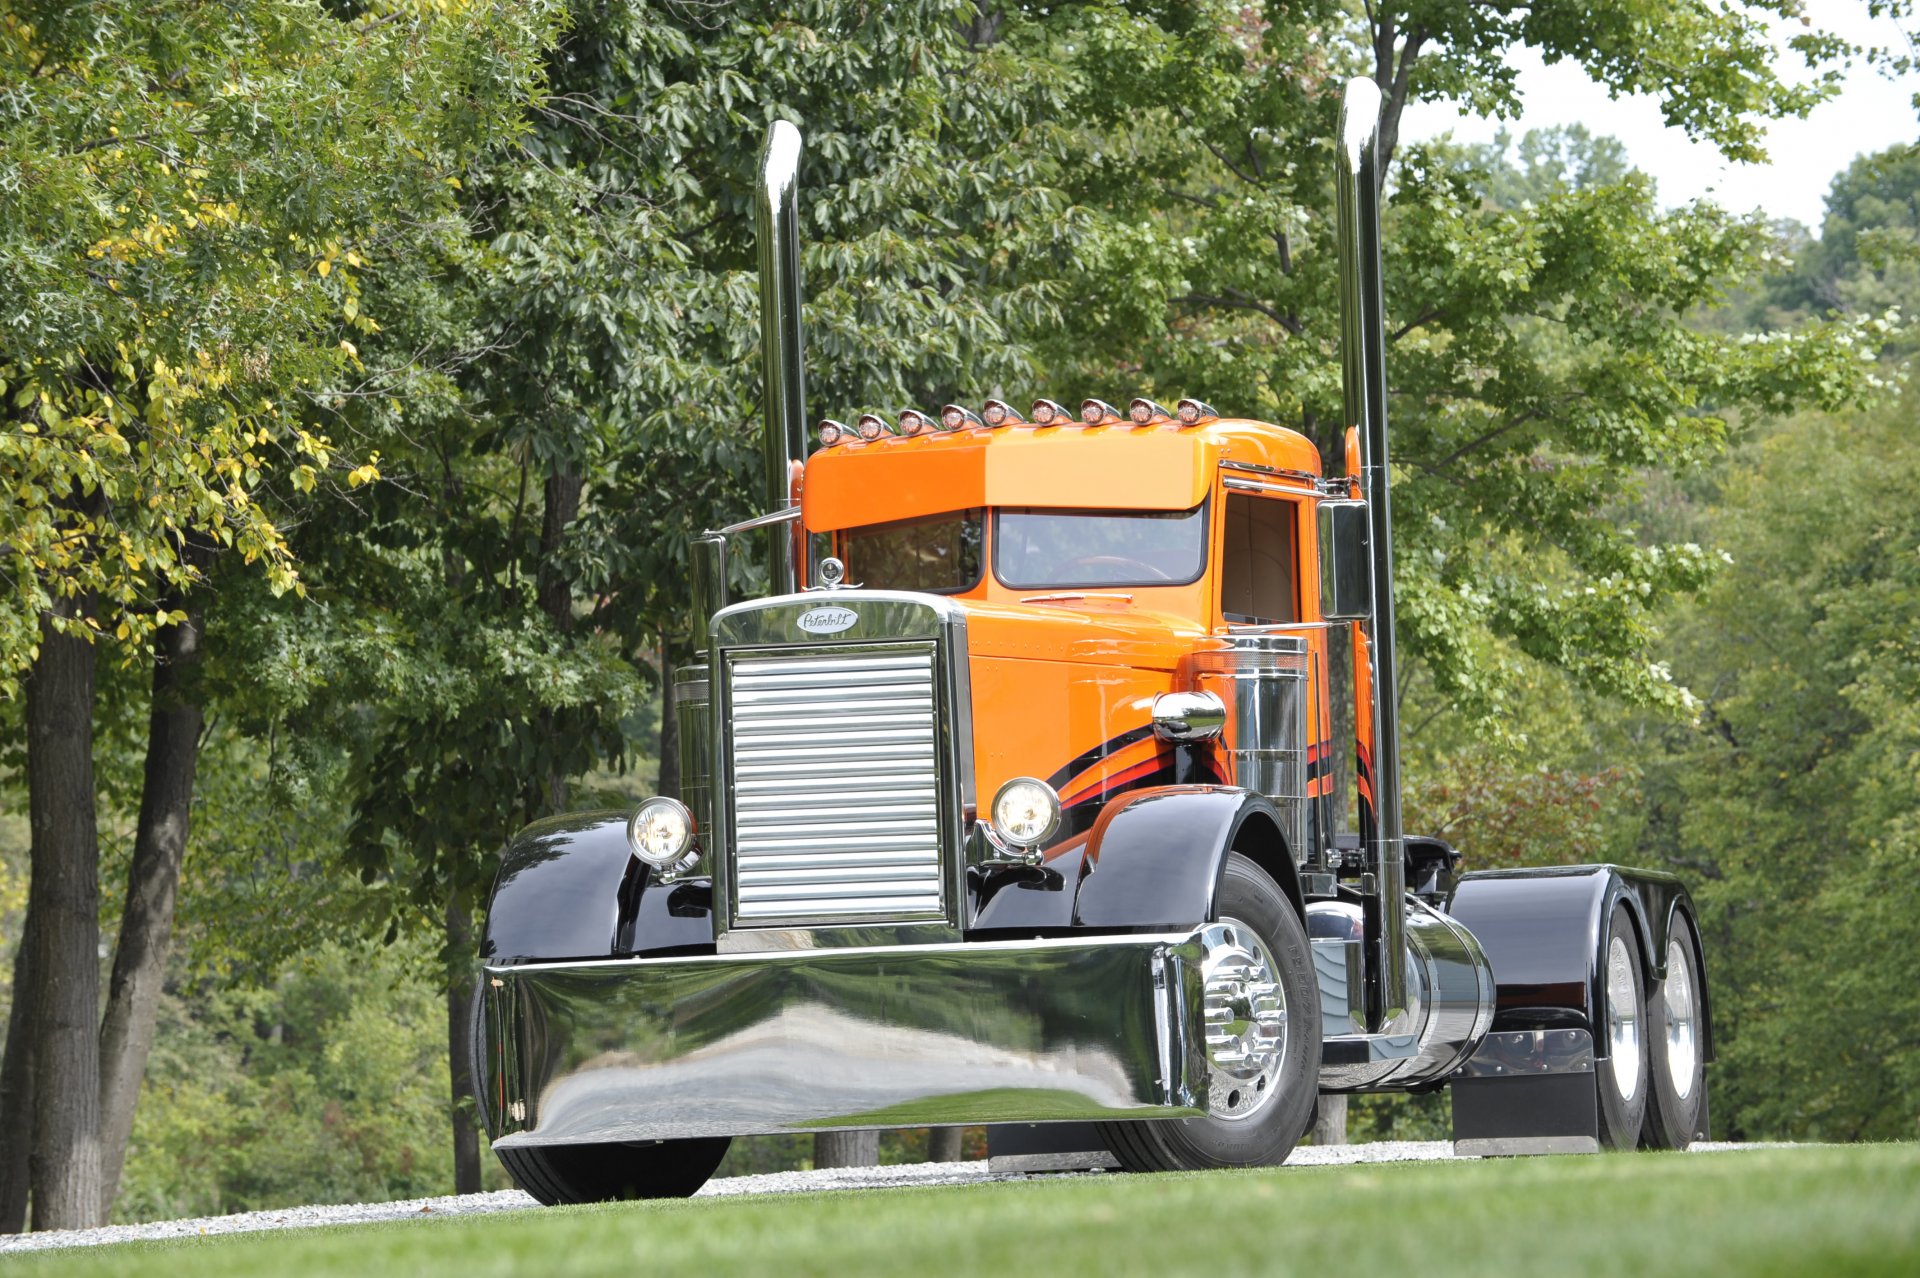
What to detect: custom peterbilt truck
<box><xmin>473</xmin><ymin>79</ymin><xmax>1711</xmax><ymax>1203</ymax></box>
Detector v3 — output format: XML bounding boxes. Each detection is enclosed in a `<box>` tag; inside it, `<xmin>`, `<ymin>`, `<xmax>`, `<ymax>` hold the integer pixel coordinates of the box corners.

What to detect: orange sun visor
<box><xmin>802</xmin><ymin>426</ymin><xmax>1215</xmax><ymax>531</ymax></box>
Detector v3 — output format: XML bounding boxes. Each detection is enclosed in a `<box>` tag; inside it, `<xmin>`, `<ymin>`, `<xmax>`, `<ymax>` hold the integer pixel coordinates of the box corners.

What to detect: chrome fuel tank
<box><xmin>1310</xmin><ymin>897</ymin><xmax>1496</xmax><ymax>1091</ymax></box>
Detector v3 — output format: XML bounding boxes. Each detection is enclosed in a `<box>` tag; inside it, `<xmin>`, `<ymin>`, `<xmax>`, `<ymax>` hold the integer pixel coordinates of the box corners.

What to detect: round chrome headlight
<box><xmin>628</xmin><ymin>797</ymin><xmax>696</xmax><ymax>870</ymax></box>
<box><xmin>992</xmin><ymin>777</ymin><xmax>1061</xmax><ymax>848</ymax></box>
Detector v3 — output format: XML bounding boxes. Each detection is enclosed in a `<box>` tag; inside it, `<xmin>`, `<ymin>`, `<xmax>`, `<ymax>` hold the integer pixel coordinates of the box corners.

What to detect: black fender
<box><xmin>1446</xmin><ymin>864</ymin><xmax>1713</xmax><ymax>1064</ymax></box>
<box><xmin>1025</xmin><ymin>785</ymin><xmax>1300</xmax><ymax>931</ymax></box>
<box><xmin>480</xmin><ymin>811</ymin><xmax>714</xmax><ymax>964</ymax></box>
<box><xmin>969</xmin><ymin>787</ymin><xmax>1302</xmax><ymax>933</ymax></box>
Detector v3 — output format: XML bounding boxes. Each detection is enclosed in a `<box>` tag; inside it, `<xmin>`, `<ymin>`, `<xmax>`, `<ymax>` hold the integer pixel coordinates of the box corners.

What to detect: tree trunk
<box><xmin>445</xmin><ymin>896</ymin><xmax>482</xmax><ymax>1194</ymax></box>
<box><xmin>96</xmin><ymin>596</ymin><xmax>206</xmax><ymax>1216</ymax></box>
<box><xmin>0</xmin><ymin>911</ymin><xmax>39</xmax><ymax>1232</ymax></box>
<box><xmin>927</xmin><ymin>1128</ymin><xmax>963</xmax><ymax>1164</ymax></box>
<box><xmin>1313</xmin><ymin>1093</ymin><xmax>1349</xmax><ymax>1146</ymax></box>
<box><xmin>813</xmin><ymin>1130</ymin><xmax>879</xmax><ymax>1169</ymax></box>
<box><xmin>22</xmin><ymin>601</ymin><xmax>104</xmax><ymax>1230</ymax></box>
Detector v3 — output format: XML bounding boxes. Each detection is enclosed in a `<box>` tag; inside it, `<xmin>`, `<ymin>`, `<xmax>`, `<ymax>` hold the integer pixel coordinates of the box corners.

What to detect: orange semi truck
<box><xmin>473</xmin><ymin>79</ymin><xmax>1711</xmax><ymax>1202</ymax></box>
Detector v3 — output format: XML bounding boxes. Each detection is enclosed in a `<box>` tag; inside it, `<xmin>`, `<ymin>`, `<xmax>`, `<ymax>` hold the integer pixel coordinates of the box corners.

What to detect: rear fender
<box><xmin>1446</xmin><ymin>864</ymin><xmax>1712</xmax><ymax>1063</ymax></box>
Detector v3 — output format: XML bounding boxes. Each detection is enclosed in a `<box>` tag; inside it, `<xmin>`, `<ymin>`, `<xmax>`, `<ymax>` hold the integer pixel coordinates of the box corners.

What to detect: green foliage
<box><xmin>1411</xmin><ymin>756</ymin><xmax>1639</xmax><ymax>870</ymax></box>
<box><xmin>1453</xmin><ymin>126</ymin><xmax>1634</xmax><ymax>211</ymax></box>
<box><xmin>114</xmin><ymin>936</ymin><xmax>464</xmax><ymax>1222</ymax></box>
<box><xmin>0</xmin><ymin>0</ymin><xmax>558</xmax><ymax>691</ymax></box>
<box><xmin>1768</xmin><ymin>145</ymin><xmax>1920</xmax><ymax>338</ymax></box>
<box><xmin>1638</xmin><ymin>393</ymin><xmax>1920</xmax><ymax>1141</ymax></box>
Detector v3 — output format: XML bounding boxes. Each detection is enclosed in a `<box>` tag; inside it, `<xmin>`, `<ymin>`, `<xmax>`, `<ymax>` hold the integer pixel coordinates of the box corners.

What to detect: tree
<box><xmin>1636</xmin><ymin>390</ymin><xmax>1918</xmax><ymax>1140</ymax></box>
<box><xmin>1767</xmin><ymin>144</ymin><xmax>1920</xmax><ymax>338</ymax></box>
<box><xmin>1625</xmin><ymin>143</ymin><xmax>1920</xmax><ymax>1140</ymax></box>
<box><xmin>0</xmin><ymin>0</ymin><xmax>554</xmax><ymax>1230</ymax></box>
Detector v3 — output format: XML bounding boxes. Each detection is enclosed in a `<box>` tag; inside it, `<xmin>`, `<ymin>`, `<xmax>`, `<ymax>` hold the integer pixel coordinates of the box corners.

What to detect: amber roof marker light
<box><xmin>897</xmin><ymin>408</ymin><xmax>938</xmax><ymax>437</ymax></box>
<box><xmin>1129</xmin><ymin>398</ymin><xmax>1173</xmax><ymax>426</ymax></box>
<box><xmin>1080</xmin><ymin>398</ymin><xmax>1122</xmax><ymax>425</ymax></box>
<box><xmin>1030</xmin><ymin>398</ymin><xmax>1074</xmax><ymax>426</ymax></box>
<box><xmin>940</xmin><ymin>404</ymin><xmax>984</xmax><ymax>431</ymax></box>
<box><xmin>855</xmin><ymin>413</ymin><xmax>893</xmax><ymax>441</ymax></box>
<box><xmin>816</xmin><ymin>419</ymin><xmax>851</xmax><ymax>447</ymax></box>
<box><xmin>981</xmin><ymin>398</ymin><xmax>1023</xmax><ymax>427</ymax></box>
<box><xmin>1175</xmin><ymin>398</ymin><xmax>1219</xmax><ymax>426</ymax></box>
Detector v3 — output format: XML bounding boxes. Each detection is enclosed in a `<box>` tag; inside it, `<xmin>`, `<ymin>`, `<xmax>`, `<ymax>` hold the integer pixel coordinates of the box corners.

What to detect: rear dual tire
<box><xmin>1595</xmin><ymin>902</ymin><xmax>1709</xmax><ymax>1151</ymax></box>
<box><xmin>1595</xmin><ymin>902</ymin><xmax>1649</xmax><ymax>1150</ymax></box>
<box><xmin>1642</xmin><ymin>912</ymin><xmax>1708</xmax><ymax>1149</ymax></box>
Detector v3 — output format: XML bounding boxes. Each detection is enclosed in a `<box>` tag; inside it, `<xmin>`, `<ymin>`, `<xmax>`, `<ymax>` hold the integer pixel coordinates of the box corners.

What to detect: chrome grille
<box><xmin>726</xmin><ymin>645</ymin><xmax>945</xmax><ymax>923</ymax></box>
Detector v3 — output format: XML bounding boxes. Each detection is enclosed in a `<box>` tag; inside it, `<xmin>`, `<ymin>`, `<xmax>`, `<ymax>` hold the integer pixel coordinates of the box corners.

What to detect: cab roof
<box><xmin>801</xmin><ymin>417</ymin><xmax>1324</xmax><ymax>532</ymax></box>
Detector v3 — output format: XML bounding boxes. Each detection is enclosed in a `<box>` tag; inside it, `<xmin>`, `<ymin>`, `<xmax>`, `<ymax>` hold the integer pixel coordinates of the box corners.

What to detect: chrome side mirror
<box><xmin>1151</xmin><ymin>691</ymin><xmax>1227</xmax><ymax>743</ymax></box>
<box><xmin>1318</xmin><ymin>500</ymin><xmax>1372</xmax><ymax>622</ymax></box>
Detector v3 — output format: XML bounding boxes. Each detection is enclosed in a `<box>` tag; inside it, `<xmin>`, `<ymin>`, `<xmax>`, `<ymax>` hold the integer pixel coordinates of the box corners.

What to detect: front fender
<box><xmin>971</xmin><ymin>787</ymin><xmax>1300</xmax><ymax>933</ymax></box>
<box><xmin>481</xmin><ymin>811</ymin><xmax>714</xmax><ymax>964</ymax></box>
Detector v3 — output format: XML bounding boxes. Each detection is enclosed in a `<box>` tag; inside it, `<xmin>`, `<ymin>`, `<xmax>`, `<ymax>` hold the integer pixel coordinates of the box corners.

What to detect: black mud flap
<box><xmin>1450</xmin><ymin>1028</ymin><xmax>1599</xmax><ymax>1156</ymax></box>
<box><xmin>985</xmin><ymin>1122</ymin><xmax>1119</xmax><ymax>1173</ymax></box>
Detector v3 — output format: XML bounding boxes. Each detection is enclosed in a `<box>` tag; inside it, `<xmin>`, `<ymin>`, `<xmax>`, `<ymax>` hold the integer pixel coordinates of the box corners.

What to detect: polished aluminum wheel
<box><xmin>1199</xmin><ymin>917</ymin><xmax>1289</xmax><ymax>1121</ymax></box>
<box><xmin>1605</xmin><ymin>933</ymin><xmax>1642</xmax><ymax>1103</ymax></box>
<box><xmin>1662</xmin><ymin>936</ymin><xmax>1699</xmax><ymax>1100</ymax></box>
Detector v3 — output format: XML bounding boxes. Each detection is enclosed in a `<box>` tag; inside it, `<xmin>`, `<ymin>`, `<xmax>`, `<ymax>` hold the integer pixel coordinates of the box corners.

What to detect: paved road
<box><xmin>0</xmin><ymin>1142</ymin><xmax>1767</xmax><ymax>1254</ymax></box>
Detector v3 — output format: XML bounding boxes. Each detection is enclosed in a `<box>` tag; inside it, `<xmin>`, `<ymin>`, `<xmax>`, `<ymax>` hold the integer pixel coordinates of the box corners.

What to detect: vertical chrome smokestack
<box><xmin>1334</xmin><ymin>77</ymin><xmax>1409</xmax><ymax>1030</ymax></box>
<box><xmin>755</xmin><ymin>120</ymin><xmax>808</xmax><ymax>595</ymax></box>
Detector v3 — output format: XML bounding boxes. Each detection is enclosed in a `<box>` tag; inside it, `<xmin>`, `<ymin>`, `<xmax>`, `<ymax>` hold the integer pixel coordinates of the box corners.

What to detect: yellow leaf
<box><xmin>317</xmin><ymin>259</ymin><xmax>331</xmax><ymax>277</ymax></box>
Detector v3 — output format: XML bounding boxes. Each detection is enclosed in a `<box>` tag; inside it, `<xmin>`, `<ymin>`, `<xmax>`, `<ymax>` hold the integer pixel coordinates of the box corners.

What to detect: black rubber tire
<box><xmin>1097</xmin><ymin>853</ymin><xmax>1320</xmax><ymax>1171</ymax></box>
<box><xmin>1642</xmin><ymin>911</ymin><xmax>1708</xmax><ymax>1150</ymax></box>
<box><xmin>496</xmin><ymin>1138</ymin><xmax>732</xmax><ymax>1205</ymax></box>
<box><xmin>469</xmin><ymin>975</ymin><xmax>730</xmax><ymax>1203</ymax></box>
<box><xmin>1595</xmin><ymin>901</ymin><xmax>1650</xmax><ymax>1150</ymax></box>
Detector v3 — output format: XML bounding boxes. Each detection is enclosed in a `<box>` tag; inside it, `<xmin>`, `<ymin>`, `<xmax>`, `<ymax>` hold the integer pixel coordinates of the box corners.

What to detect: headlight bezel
<box><xmin>990</xmin><ymin>776</ymin><xmax>1062</xmax><ymax>850</ymax></box>
<box><xmin>627</xmin><ymin>796</ymin><xmax>699</xmax><ymax>874</ymax></box>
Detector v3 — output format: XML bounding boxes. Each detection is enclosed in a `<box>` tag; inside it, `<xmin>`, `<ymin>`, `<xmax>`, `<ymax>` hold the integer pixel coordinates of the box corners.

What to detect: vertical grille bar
<box><xmin>726</xmin><ymin>644</ymin><xmax>947</xmax><ymax>923</ymax></box>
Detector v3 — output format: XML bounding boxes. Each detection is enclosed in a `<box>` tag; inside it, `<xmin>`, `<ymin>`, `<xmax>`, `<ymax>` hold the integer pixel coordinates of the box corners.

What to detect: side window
<box><xmin>1221</xmin><ymin>493</ymin><xmax>1299</xmax><ymax>623</ymax></box>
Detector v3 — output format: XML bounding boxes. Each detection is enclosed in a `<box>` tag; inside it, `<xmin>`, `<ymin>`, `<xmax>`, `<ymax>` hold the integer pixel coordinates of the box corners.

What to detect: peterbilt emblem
<box><xmin>797</xmin><ymin>606</ymin><xmax>858</xmax><ymax>635</ymax></box>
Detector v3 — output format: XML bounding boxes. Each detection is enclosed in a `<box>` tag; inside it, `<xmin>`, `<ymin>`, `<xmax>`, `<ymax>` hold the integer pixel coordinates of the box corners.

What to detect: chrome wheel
<box><xmin>1662</xmin><ymin>936</ymin><xmax>1698</xmax><ymax>1101</ymax></box>
<box><xmin>1606</xmin><ymin>933</ymin><xmax>1642</xmax><ymax>1104</ymax></box>
<box><xmin>1200</xmin><ymin>916</ymin><xmax>1288</xmax><ymax>1121</ymax></box>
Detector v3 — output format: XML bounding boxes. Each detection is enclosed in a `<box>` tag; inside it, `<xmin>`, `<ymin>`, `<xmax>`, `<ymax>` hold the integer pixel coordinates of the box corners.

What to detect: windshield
<box><xmin>994</xmin><ymin>503</ymin><xmax>1209</xmax><ymax>589</ymax></box>
<box><xmin>840</xmin><ymin>509</ymin><xmax>983</xmax><ymax>594</ymax></box>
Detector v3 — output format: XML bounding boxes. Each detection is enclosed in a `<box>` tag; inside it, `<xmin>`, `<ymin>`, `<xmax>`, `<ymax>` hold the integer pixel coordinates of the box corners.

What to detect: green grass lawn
<box><xmin>13</xmin><ymin>1144</ymin><xmax>1919</xmax><ymax>1277</ymax></box>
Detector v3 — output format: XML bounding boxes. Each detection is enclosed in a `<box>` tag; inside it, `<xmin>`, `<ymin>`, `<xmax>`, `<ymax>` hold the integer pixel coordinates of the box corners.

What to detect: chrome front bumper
<box><xmin>480</xmin><ymin>932</ymin><xmax>1211</xmax><ymax>1146</ymax></box>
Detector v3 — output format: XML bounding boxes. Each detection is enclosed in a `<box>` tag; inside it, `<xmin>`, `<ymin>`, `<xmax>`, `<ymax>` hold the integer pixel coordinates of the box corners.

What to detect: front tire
<box><xmin>497</xmin><ymin>1139</ymin><xmax>731</xmax><ymax>1205</ymax></box>
<box><xmin>1641</xmin><ymin>912</ymin><xmax>1708</xmax><ymax>1149</ymax></box>
<box><xmin>469</xmin><ymin>975</ymin><xmax>731</xmax><ymax>1203</ymax></box>
<box><xmin>1595</xmin><ymin>902</ymin><xmax>1650</xmax><ymax>1150</ymax></box>
<box><xmin>1098</xmin><ymin>853</ymin><xmax>1320</xmax><ymax>1171</ymax></box>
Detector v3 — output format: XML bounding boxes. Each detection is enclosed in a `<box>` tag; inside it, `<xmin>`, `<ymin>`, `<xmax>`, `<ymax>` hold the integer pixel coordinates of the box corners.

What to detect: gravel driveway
<box><xmin>0</xmin><ymin>1142</ymin><xmax>1764</xmax><ymax>1254</ymax></box>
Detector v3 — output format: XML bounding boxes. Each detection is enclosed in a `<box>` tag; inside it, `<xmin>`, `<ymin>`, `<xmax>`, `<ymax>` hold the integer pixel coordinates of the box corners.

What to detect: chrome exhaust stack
<box><xmin>1333</xmin><ymin>77</ymin><xmax>1409</xmax><ymax>1032</ymax></box>
<box><xmin>755</xmin><ymin>120</ymin><xmax>809</xmax><ymax>595</ymax></box>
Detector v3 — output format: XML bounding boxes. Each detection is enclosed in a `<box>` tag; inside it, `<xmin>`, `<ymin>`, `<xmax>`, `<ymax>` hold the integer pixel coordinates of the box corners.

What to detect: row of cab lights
<box><xmin>815</xmin><ymin>396</ymin><xmax>1221</xmax><ymax>447</ymax></box>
